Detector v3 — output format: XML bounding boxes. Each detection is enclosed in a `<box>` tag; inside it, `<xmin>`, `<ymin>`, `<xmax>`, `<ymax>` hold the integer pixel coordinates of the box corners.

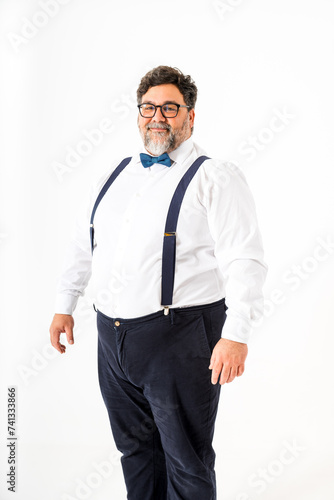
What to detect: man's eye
<box><xmin>164</xmin><ymin>105</ymin><xmax>177</xmax><ymax>112</ymax></box>
<box><xmin>143</xmin><ymin>105</ymin><xmax>155</xmax><ymax>111</ymax></box>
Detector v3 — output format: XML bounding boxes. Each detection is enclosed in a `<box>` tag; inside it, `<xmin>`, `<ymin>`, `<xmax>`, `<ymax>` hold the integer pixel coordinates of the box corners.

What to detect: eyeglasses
<box><xmin>137</xmin><ymin>102</ymin><xmax>190</xmax><ymax>118</ymax></box>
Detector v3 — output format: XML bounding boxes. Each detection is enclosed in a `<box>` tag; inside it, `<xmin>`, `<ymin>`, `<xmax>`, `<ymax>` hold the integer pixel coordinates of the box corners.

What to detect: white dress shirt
<box><xmin>55</xmin><ymin>137</ymin><xmax>267</xmax><ymax>343</ymax></box>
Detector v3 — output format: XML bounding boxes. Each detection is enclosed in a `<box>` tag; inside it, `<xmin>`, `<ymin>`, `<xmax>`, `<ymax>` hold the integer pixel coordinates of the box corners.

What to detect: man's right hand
<box><xmin>49</xmin><ymin>314</ymin><xmax>75</xmax><ymax>354</ymax></box>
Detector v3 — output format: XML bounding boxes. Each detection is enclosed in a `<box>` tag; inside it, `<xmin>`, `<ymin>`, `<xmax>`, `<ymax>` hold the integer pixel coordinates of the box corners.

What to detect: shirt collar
<box><xmin>169</xmin><ymin>137</ymin><xmax>194</xmax><ymax>165</ymax></box>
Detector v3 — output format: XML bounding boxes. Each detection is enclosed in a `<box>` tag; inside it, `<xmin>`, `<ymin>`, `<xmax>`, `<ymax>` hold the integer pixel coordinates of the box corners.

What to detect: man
<box><xmin>50</xmin><ymin>65</ymin><xmax>267</xmax><ymax>500</ymax></box>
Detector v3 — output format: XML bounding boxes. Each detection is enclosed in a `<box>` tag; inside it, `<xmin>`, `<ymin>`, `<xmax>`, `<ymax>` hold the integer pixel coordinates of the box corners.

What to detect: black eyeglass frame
<box><xmin>137</xmin><ymin>102</ymin><xmax>190</xmax><ymax>118</ymax></box>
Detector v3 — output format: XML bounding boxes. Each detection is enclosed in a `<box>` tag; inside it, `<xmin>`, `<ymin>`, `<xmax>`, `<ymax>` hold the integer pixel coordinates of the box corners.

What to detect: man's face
<box><xmin>137</xmin><ymin>84</ymin><xmax>195</xmax><ymax>156</ymax></box>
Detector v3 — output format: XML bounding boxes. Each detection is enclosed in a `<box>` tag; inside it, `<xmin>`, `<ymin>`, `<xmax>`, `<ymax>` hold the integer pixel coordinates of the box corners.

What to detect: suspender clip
<box><xmin>164</xmin><ymin>232</ymin><xmax>176</xmax><ymax>236</ymax></box>
<box><xmin>163</xmin><ymin>306</ymin><xmax>169</xmax><ymax>315</ymax></box>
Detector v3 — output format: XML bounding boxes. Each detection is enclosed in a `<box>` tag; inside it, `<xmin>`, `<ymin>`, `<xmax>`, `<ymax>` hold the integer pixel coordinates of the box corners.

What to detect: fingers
<box><xmin>65</xmin><ymin>324</ymin><xmax>74</xmax><ymax>345</ymax></box>
<box><xmin>49</xmin><ymin>314</ymin><xmax>74</xmax><ymax>354</ymax></box>
<box><xmin>50</xmin><ymin>328</ymin><xmax>66</xmax><ymax>354</ymax></box>
<box><xmin>237</xmin><ymin>364</ymin><xmax>245</xmax><ymax>377</ymax></box>
<box><xmin>225</xmin><ymin>366</ymin><xmax>238</xmax><ymax>384</ymax></box>
<box><xmin>209</xmin><ymin>353</ymin><xmax>219</xmax><ymax>384</ymax></box>
<box><xmin>209</xmin><ymin>361</ymin><xmax>242</xmax><ymax>385</ymax></box>
<box><xmin>208</xmin><ymin>353</ymin><xmax>215</xmax><ymax>371</ymax></box>
<box><xmin>219</xmin><ymin>364</ymin><xmax>231</xmax><ymax>385</ymax></box>
<box><xmin>209</xmin><ymin>356</ymin><xmax>245</xmax><ymax>385</ymax></box>
<box><xmin>210</xmin><ymin>363</ymin><xmax>221</xmax><ymax>385</ymax></box>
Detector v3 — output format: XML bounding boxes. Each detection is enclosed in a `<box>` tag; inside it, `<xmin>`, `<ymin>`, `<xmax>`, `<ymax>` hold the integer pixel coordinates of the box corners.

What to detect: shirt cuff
<box><xmin>221</xmin><ymin>314</ymin><xmax>253</xmax><ymax>344</ymax></box>
<box><xmin>54</xmin><ymin>293</ymin><xmax>79</xmax><ymax>315</ymax></box>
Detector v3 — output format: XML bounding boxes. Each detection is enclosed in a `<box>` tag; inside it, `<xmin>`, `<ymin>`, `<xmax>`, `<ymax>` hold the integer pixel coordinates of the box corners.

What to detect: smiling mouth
<box><xmin>149</xmin><ymin>128</ymin><xmax>168</xmax><ymax>133</ymax></box>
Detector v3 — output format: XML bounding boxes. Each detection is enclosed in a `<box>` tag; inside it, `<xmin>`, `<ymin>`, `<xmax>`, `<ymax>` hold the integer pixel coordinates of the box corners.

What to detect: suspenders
<box><xmin>89</xmin><ymin>155</ymin><xmax>210</xmax><ymax>312</ymax></box>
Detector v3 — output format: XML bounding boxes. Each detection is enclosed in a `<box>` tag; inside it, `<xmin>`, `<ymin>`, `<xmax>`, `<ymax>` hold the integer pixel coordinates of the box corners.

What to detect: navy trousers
<box><xmin>97</xmin><ymin>298</ymin><xmax>227</xmax><ymax>500</ymax></box>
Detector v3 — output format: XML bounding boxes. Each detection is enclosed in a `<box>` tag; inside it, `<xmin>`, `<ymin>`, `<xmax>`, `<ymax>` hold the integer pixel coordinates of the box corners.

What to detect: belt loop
<box><xmin>170</xmin><ymin>308</ymin><xmax>175</xmax><ymax>326</ymax></box>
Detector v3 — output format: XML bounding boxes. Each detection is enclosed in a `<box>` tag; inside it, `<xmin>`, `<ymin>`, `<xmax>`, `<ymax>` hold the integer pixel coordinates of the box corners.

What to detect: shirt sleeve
<box><xmin>203</xmin><ymin>160</ymin><xmax>268</xmax><ymax>343</ymax></box>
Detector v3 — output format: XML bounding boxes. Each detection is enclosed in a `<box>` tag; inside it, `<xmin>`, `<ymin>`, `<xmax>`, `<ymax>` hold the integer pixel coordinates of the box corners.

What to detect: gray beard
<box><xmin>140</xmin><ymin>115</ymin><xmax>190</xmax><ymax>156</ymax></box>
<box><xmin>144</xmin><ymin>129</ymin><xmax>175</xmax><ymax>156</ymax></box>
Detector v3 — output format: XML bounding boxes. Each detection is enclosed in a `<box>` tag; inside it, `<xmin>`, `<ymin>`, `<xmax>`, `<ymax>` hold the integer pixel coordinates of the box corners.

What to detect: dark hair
<box><xmin>137</xmin><ymin>66</ymin><xmax>197</xmax><ymax>109</ymax></box>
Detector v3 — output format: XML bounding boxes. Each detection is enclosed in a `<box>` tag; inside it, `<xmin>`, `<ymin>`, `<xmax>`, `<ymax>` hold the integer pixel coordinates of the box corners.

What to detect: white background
<box><xmin>1</xmin><ymin>0</ymin><xmax>334</xmax><ymax>499</ymax></box>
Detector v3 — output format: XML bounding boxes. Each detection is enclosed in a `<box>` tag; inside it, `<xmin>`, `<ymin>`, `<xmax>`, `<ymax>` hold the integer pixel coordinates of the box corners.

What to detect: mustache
<box><xmin>146</xmin><ymin>122</ymin><xmax>171</xmax><ymax>131</ymax></box>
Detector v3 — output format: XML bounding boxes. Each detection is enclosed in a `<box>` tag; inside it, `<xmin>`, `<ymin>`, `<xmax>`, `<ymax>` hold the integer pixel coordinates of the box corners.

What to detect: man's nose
<box><xmin>152</xmin><ymin>106</ymin><xmax>166</xmax><ymax>121</ymax></box>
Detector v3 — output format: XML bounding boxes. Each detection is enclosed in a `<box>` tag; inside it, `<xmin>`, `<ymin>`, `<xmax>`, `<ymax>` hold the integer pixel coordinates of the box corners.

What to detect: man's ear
<box><xmin>189</xmin><ymin>108</ymin><xmax>195</xmax><ymax>129</ymax></box>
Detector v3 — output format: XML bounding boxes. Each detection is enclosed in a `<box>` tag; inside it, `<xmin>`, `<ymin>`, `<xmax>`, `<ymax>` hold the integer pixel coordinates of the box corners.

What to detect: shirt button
<box><xmin>114</xmin><ymin>320</ymin><xmax>120</xmax><ymax>327</ymax></box>
<box><xmin>136</xmin><ymin>192</ymin><xmax>141</xmax><ymax>198</ymax></box>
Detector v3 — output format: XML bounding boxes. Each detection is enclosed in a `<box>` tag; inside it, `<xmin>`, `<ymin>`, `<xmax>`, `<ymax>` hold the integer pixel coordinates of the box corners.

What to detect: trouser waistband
<box><xmin>96</xmin><ymin>297</ymin><xmax>226</xmax><ymax>326</ymax></box>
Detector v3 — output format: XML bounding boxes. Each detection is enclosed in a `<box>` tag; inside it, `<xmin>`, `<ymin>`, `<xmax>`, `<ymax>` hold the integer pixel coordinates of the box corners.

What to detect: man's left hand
<box><xmin>209</xmin><ymin>338</ymin><xmax>248</xmax><ymax>385</ymax></box>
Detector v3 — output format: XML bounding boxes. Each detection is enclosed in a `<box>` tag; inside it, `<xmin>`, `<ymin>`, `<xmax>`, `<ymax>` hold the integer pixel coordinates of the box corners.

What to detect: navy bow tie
<box><xmin>140</xmin><ymin>152</ymin><xmax>172</xmax><ymax>168</ymax></box>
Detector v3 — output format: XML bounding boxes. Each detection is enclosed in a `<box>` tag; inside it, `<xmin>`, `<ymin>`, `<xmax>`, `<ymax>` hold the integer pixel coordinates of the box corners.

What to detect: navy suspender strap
<box><xmin>161</xmin><ymin>155</ymin><xmax>210</xmax><ymax>312</ymax></box>
<box><xmin>89</xmin><ymin>157</ymin><xmax>132</xmax><ymax>253</ymax></box>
